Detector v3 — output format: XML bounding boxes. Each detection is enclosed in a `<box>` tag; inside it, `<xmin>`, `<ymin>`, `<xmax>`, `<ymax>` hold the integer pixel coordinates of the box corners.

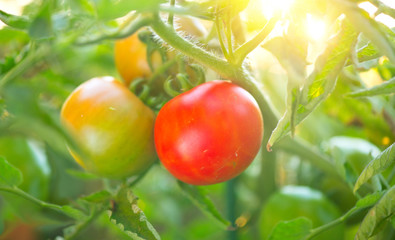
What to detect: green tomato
<box><xmin>260</xmin><ymin>186</ymin><xmax>344</xmax><ymax>240</ymax></box>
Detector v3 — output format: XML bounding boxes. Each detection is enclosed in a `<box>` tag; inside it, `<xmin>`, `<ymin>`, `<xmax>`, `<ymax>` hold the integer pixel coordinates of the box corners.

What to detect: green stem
<box><xmin>368</xmin><ymin>0</ymin><xmax>395</xmax><ymax>18</ymax></box>
<box><xmin>167</xmin><ymin>0</ymin><xmax>176</xmax><ymax>26</ymax></box>
<box><xmin>305</xmin><ymin>207</ymin><xmax>359</xmax><ymax>240</ymax></box>
<box><xmin>75</xmin><ymin>14</ymin><xmax>153</xmax><ymax>45</ymax></box>
<box><xmin>0</xmin><ymin>186</ymin><xmax>69</xmax><ymax>216</ymax></box>
<box><xmin>147</xmin><ymin>57</ymin><xmax>177</xmax><ymax>86</ymax></box>
<box><xmin>66</xmin><ymin>206</ymin><xmax>106</xmax><ymax>240</ymax></box>
<box><xmin>226</xmin><ymin>179</ymin><xmax>238</xmax><ymax>240</ymax></box>
<box><xmin>225</xmin><ymin>14</ymin><xmax>234</xmax><ymax>62</ymax></box>
<box><xmin>0</xmin><ymin>45</ymin><xmax>48</xmax><ymax>90</ymax></box>
<box><xmin>233</xmin><ymin>17</ymin><xmax>278</xmax><ymax>65</ymax></box>
<box><xmin>215</xmin><ymin>16</ymin><xmax>230</xmax><ymax>60</ymax></box>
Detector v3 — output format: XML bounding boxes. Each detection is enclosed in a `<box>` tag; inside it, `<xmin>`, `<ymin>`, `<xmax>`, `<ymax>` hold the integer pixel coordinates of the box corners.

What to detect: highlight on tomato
<box><xmin>60</xmin><ymin>77</ymin><xmax>156</xmax><ymax>178</ymax></box>
<box><xmin>154</xmin><ymin>80</ymin><xmax>264</xmax><ymax>185</ymax></box>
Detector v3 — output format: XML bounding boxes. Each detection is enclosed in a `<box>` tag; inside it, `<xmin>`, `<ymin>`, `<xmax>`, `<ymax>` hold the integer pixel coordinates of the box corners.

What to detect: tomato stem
<box><xmin>233</xmin><ymin>16</ymin><xmax>279</xmax><ymax>66</ymax></box>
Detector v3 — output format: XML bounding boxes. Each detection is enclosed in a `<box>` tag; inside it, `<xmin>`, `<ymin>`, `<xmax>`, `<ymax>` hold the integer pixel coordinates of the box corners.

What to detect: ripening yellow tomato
<box><xmin>61</xmin><ymin>77</ymin><xmax>156</xmax><ymax>178</ymax></box>
<box><xmin>114</xmin><ymin>32</ymin><xmax>161</xmax><ymax>86</ymax></box>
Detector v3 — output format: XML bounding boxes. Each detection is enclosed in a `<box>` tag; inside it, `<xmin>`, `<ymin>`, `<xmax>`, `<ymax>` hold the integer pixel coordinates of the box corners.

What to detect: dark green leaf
<box><xmin>177</xmin><ymin>181</ymin><xmax>231</xmax><ymax>229</ymax></box>
<box><xmin>354</xmin><ymin>142</ymin><xmax>395</xmax><ymax>192</ymax></box>
<box><xmin>0</xmin><ymin>10</ymin><xmax>30</xmax><ymax>29</ymax></box>
<box><xmin>268</xmin><ymin>217</ymin><xmax>312</xmax><ymax>240</ymax></box>
<box><xmin>268</xmin><ymin>20</ymin><xmax>358</xmax><ymax>148</ymax></box>
<box><xmin>347</xmin><ymin>77</ymin><xmax>395</xmax><ymax>98</ymax></box>
<box><xmin>109</xmin><ymin>187</ymin><xmax>160</xmax><ymax>240</ymax></box>
<box><xmin>355</xmin><ymin>186</ymin><xmax>395</xmax><ymax>240</ymax></box>
<box><xmin>28</xmin><ymin>1</ymin><xmax>53</xmax><ymax>40</ymax></box>
<box><xmin>82</xmin><ymin>190</ymin><xmax>112</xmax><ymax>203</ymax></box>
<box><xmin>0</xmin><ymin>157</ymin><xmax>23</xmax><ymax>187</ymax></box>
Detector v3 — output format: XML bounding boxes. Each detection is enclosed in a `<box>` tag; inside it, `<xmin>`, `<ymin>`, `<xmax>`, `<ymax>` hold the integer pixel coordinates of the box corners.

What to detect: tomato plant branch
<box><xmin>65</xmin><ymin>206</ymin><xmax>107</xmax><ymax>240</ymax></box>
<box><xmin>0</xmin><ymin>44</ymin><xmax>48</xmax><ymax>90</ymax></box>
<box><xmin>75</xmin><ymin>14</ymin><xmax>153</xmax><ymax>46</ymax></box>
<box><xmin>306</xmin><ymin>206</ymin><xmax>362</xmax><ymax>240</ymax></box>
<box><xmin>167</xmin><ymin>0</ymin><xmax>176</xmax><ymax>26</ymax></box>
<box><xmin>0</xmin><ymin>186</ymin><xmax>72</xmax><ymax>217</ymax></box>
<box><xmin>233</xmin><ymin>17</ymin><xmax>278</xmax><ymax>65</ymax></box>
<box><xmin>149</xmin><ymin>13</ymin><xmax>349</xmax><ymax>182</ymax></box>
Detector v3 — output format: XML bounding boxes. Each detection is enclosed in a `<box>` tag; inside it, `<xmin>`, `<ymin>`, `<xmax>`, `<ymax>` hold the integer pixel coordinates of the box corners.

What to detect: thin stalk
<box><xmin>66</xmin><ymin>207</ymin><xmax>106</xmax><ymax>240</ymax></box>
<box><xmin>225</xmin><ymin>14</ymin><xmax>234</xmax><ymax>62</ymax></box>
<box><xmin>215</xmin><ymin>16</ymin><xmax>230</xmax><ymax>60</ymax></box>
<box><xmin>233</xmin><ymin>17</ymin><xmax>278</xmax><ymax>65</ymax></box>
<box><xmin>226</xmin><ymin>179</ymin><xmax>238</xmax><ymax>240</ymax></box>
<box><xmin>0</xmin><ymin>186</ymin><xmax>70</xmax><ymax>216</ymax></box>
<box><xmin>306</xmin><ymin>207</ymin><xmax>361</xmax><ymax>240</ymax></box>
<box><xmin>167</xmin><ymin>0</ymin><xmax>176</xmax><ymax>26</ymax></box>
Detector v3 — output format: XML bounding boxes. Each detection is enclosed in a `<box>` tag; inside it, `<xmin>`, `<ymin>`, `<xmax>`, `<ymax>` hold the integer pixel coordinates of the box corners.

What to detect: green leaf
<box><xmin>341</xmin><ymin>2</ymin><xmax>395</xmax><ymax>63</ymax></box>
<box><xmin>108</xmin><ymin>187</ymin><xmax>160</xmax><ymax>240</ymax></box>
<box><xmin>60</xmin><ymin>205</ymin><xmax>88</xmax><ymax>220</ymax></box>
<box><xmin>354</xmin><ymin>142</ymin><xmax>395</xmax><ymax>192</ymax></box>
<box><xmin>28</xmin><ymin>1</ymin><xmax>53</xmax><ymax>40</ymax></box>
<box><xmin>355</xmin><ymin>191</ymin><xmax>386</xmax><ymax>209</ymax></box>
<box><xmin>82</xmin><ymin>190</ymin><xmax>112</xmax><ymax>203</ymax></box>
<box><xmin>0</xmin><ymin>10</ymin><xmax>30</xmax><ymax>29</ymax></box>
<box><xmin>177</xmin><ymin>181</ymin><xmax>231</xmax><ymax>229</ymax></box>
<box><xmin>0</xmin><ymin>157</ymin><xmax>23</xmax><ymax>187</ymax></box>
<box><xmin>355</xmin><ymin>186</ymin><xmax>395</xmax><ymax>240</ymax></box>
<box><xmin>347</xmin><ymin>77</ymin><xmax>395</xmax><ymax>98</ymax></box>
<box><xmin>268</xmin><ymin>217</ymin><xmax>312</xmax><ymax>240</ymax></box>
<box><xmin>268</xmin><ymin>20</ymin><xmax>358</xmax><ymax>148</ymax></box>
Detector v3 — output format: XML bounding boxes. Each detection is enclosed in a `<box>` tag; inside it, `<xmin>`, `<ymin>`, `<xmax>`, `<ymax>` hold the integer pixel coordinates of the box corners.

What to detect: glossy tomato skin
<box><xmin>154</xmin><ymin>81</ymin><xmax>263</xmax><ymax>185</ymax></box>
<box><xmin>114</xmin><ymin>32</ymin><xmax>160</xmax><ymax>86</ymax></box>
<box><xmin>61</xmin><ymin>77</ymin><xmax>156</xmax><ymax>178</ymax></box>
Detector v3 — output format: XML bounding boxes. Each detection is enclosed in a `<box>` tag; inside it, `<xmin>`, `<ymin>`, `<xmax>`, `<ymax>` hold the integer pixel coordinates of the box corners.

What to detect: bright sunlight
<box><xmin>306</xmin><ymin>14</ymin><xmax>327</xmax><ymax>41</ymax></box>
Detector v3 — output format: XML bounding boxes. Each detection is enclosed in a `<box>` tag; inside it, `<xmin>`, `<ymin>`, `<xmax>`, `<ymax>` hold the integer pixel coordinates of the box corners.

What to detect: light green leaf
<box><xmin>177</xmin><ymin>181</ymin><xmax>231</xmax><ymax>229</ymax></box>
<box><xmin>108</xmin><ymin>187</ymin><xmax>160</xmax><ymax>240</ymax></box>
<box><xmin>268</xmin><ymin>20</ymin><xmax>358</xmax><ymax>148</ymax></box>
<box><xmin>0</xmin><ymin>10</ymin><xmax>30</xmax><ymax>29</ymax></box>
<box><xmin>81</xmin><ymin>190</ymin><xmax>112</xmax><ymax>203</ymax></box>
<box><xmin>347</xmin><ymin>77</ymin><xmax>395</xmax><ymax>98</ymax></box>
<box><xmin>355</xmin><ymin>186</ymin><xmax>395</xmax><ymax>240</ymax></box>
<box><xmin>340</xmin><ymin>1</ymin><xmax>395</xmax><ymax>63</ymax></box>
<box><xmin>0</xmin><ymin>157</ymin><xmax>23</xmax><ymax>187</ymax></box>
<box><xmin>268</xmin><ymin>217</ymin><xmax>312</xmax><ymax>240</ymax></box>
<box><xmin>355</xmin><ymin>191</ymin><xmax>385</xmax><ymax>209</ymax></box>
<box><xmin>354</xmin><ymin>142</ymin><xmax>395</xmax><ymax>192</ymax></box>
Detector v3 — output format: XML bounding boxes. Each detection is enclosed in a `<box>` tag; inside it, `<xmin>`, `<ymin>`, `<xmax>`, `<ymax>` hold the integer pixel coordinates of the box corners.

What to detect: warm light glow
<box><xmin>306</xmin><ymin>14</ymin><xmax>327</xmax><ymax>41</ymax></box>
<box><xmin>260</xmin><ymin>0</ymin><xmax>295</xmax><ymax>19</ymax></box>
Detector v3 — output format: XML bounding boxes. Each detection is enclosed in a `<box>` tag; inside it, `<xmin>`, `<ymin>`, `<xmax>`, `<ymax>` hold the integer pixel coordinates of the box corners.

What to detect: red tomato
<box><xmin>61</xmin><ymin>77</ymin><xmax>156</xmax><ymax>178</ymax></box>
<box><xmin>154</xmin><ymin>81</ymin><xmax>263</xmax><ymax>185</ymax></box>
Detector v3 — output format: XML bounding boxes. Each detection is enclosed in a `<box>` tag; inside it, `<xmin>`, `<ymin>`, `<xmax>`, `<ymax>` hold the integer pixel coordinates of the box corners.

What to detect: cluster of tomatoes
<box><xmin>60</xmin><ymin>30</ymin><xmax>264</xmax><ymax>185</ymax></box>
